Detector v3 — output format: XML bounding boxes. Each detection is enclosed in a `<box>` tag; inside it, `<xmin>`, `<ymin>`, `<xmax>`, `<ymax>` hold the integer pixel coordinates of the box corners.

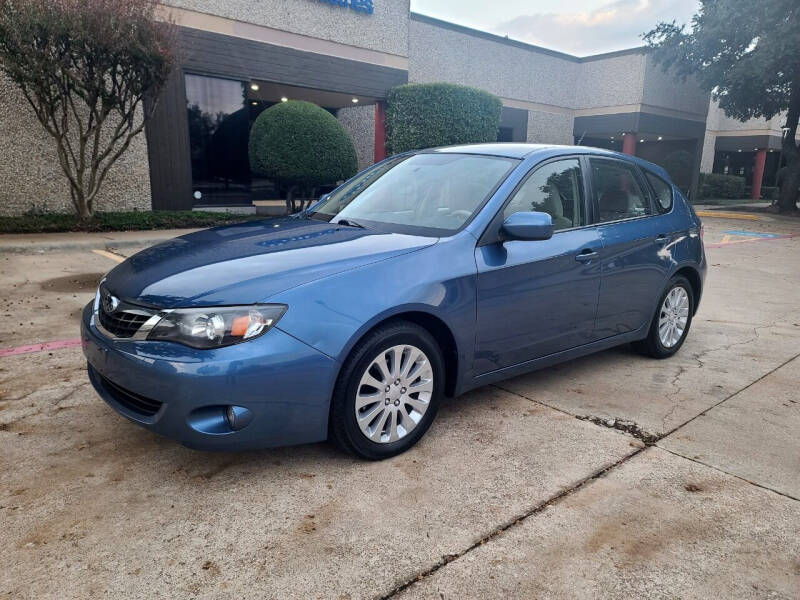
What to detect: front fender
<box><xmin>270</xmin><ymin>234</ymin><xmax>479</xmax><ymax>381</ymax></box>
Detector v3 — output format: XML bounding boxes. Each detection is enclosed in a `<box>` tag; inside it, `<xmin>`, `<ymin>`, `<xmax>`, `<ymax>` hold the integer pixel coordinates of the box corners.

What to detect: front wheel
<box><xmin>329</xmin><ymin>321</ymin><xmax>444</xmax><ymax>460</ymax></box>
<box><xmin>634</xmin><ymin>275</ymin><xmax>694</xmax><ymax>359</ymax></box>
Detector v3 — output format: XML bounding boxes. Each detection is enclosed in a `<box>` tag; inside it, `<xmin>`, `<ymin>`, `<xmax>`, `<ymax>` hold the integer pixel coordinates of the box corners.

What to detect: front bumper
<box><xmin>81</xmin><ymin>303</ymin><xmax>338</xmax><ymax>451</ymax></box>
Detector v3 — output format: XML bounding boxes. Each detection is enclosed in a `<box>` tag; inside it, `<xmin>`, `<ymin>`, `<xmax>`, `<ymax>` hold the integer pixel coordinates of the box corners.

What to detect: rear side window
<box><xmin>590</xmin><ymin>159</ymin><xmax>652</xmax><ymax>223</ymax></box>
<box><xmin>645</xmin><ymin>171</ymin><xmax>674</xmax><ymax>212</ymax></box>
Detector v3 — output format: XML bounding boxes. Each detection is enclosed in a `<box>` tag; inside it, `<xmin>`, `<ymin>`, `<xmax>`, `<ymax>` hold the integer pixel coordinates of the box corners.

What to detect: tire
<box><xmin>329</xmin><ymin>320</ymin><xmax>445</xmax><ymax>460</ymax></box>
<box><xmin>634</xmin><ymin>275</ymin><xmax>694</xmax><ymax>359</ymax></box>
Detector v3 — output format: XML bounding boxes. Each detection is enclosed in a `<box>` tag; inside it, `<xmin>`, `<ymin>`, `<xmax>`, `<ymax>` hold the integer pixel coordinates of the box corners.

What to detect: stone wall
<box><xmin>575</xmin><ymin>52</ymin><xmax>647</xmax><ymax>110</ymax></box>
<box><xmin>337</xmin><ymin>105</ymin><xmax>376</xmax><ymax>172</ymax></box>
<box><xmin>163</xmin><ymin>0</ymin><xmax>410</xmax><ymax>57</ymax></box>
<box><xmin>526</xmin><ymin>110</ymin><xmax>574</xmax><ymax>145</ymax></box>
<box><xmin>409</xmin><ymin>17</ymin><xmax>578</xmax><ymax>109</ymax></box>
<box><xmin>0</xmin><ymin>73</ymin><xmax>151</xmax><ymax>216</ymax></box>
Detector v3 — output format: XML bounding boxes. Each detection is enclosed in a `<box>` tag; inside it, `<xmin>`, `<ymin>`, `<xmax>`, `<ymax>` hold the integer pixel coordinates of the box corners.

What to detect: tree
<box><xmin>386</xmin><ymin>83</ymin><xmax>502</xmax><ymax>154</ymax></box>
<box><xmin>249</xmin><ymin>100</ymin><xmax>358</xmax><ymax>213</ymax></box>
<box><xmin>0</xmin><ymin>0</ymin><xmax>176</xmax><ymax>219</ymax></box>
<box><xmin>644</xmin><ymin>0</ymin><xmax>800</xmax><ymax>213</ymax></box>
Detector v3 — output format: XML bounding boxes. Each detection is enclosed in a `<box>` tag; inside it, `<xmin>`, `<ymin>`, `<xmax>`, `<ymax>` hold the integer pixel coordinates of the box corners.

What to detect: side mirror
<box><xmin>501</xmin><ymin>211</ymin><xmax>554</xmax><ymax>241</ymax></box>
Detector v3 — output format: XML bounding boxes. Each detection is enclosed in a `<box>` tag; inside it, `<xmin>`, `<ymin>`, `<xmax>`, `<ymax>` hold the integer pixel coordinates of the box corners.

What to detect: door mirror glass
<box><xmin>501</xmin><ymin>211</ymin><xmax>554</xmax><ymax>241</ymax></box>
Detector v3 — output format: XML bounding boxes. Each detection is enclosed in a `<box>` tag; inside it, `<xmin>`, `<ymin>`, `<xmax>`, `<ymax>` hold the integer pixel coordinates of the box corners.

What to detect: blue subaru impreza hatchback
<box><xmin>82</xmin><ymin>144</ymin><xmax>705</xmax><ymax>459</ymax></box>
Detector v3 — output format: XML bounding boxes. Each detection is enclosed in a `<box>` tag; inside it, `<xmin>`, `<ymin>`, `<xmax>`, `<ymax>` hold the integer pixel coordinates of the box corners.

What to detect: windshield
<box><xmin>309</xmin><ymin>153</ymin><xmax>519</xmax><ymax>233</ymax></box>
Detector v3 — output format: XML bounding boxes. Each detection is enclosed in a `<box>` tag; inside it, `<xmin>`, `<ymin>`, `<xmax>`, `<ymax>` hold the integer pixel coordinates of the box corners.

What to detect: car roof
<box><xmin>422</xmin><ymin>143</ymin><xmax>673</xmax><ymax>180</ymax></box>
<box><xmin>426</xmin><ymin>142</ymin><xmax>635</xmax><ymax>159</ymax></box>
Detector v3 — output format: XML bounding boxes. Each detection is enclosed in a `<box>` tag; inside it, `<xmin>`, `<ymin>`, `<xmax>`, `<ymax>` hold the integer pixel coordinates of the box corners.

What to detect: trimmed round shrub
<box><xmin>249</xmin><ymin>100</ymin><xmax>358</xmax><ymax>190</ymax></box>
<box><xmin>386</xmin><ymin>83</ymin><xmax>503</xmax><ymax>154</ymax></box>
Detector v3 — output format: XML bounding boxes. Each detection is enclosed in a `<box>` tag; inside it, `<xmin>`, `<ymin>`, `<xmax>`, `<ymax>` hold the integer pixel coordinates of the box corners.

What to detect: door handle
<box><xmin>655</xmin><ymin>234</ymin><xmax>671</xmax><ymax>244</ymax></box>
<box><xmin>575</xmin><ymin>249</ymin><xmax>599</xmax><ymax>262</ymax></box>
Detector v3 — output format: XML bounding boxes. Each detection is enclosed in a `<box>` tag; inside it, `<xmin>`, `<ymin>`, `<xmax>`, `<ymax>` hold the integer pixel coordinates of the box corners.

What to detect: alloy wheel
<box><xmin>354</xmin><ymin>344</ymin><xmax>434</xmax><ymax>444</ymax></box>
<box><xmin>658</xmin><ymin>286</ymin><xmax>690</xmax><ymax>348</ymax></box>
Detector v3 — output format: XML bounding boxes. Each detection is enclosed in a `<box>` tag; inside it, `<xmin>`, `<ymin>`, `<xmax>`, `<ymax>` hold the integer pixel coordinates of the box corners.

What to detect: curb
<box><xmin>0</xmin><ymin>231</ymin><xmax>198</xmax><ymax>254</ymax></box>
<box><xmin>0</xmin><ymin>237</ymin><xmax>168</xmax><ymax>254</ymax></box>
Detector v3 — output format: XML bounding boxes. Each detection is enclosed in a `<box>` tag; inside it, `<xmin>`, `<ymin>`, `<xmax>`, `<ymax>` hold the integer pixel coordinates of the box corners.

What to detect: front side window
<box><xmin>503</xmin><ymin>158</ymin><xmax>585</xmax><ymax>231</ymax></box>
<box><xmin>310</xmin><ymin>153</ymin><xmax>518</xmax><ymax>233</ymax></box>
<box><xmin>591</xmin><ymin>159</ymin><xmax>652</xmax><ymax>223</ymax></box>
<box><xmin>645</xmin><ymin>171</ymin><xmax>674</xmax><ymax>212</ymax></box>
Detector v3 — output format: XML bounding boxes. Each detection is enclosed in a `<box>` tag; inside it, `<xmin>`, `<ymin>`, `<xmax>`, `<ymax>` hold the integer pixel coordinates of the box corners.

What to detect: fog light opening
<box><xmin>224</xmin><ymin>405</ymin><xmax>253</xmax><ymax>432</ymax></box>
<box><xmin>226</xmin><ymin>405</ymin><xmax>237</xmax><ymax>429</ymax></box>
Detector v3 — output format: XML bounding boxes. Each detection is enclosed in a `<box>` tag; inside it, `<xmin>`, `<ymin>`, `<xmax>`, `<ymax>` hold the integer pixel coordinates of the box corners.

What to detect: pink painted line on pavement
<box><xmin>0</xmin><ymin>338</ymin><xmax>83</xmax><ymax>358</ymax></box>
<box><xmin>705</xmin><ymin>232</ymin><xmax>799</xmax><ymax>249</ymax></box>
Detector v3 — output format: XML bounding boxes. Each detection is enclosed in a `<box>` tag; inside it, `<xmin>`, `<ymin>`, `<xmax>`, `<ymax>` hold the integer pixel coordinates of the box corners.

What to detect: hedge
<box><xmin>0</xmin><ymin>211</ymin><xmax>264</xmax><ymax>233</ymax></box>
<box><xmin>761</xmin><ymin>186</ymin><xmax>778</xmax><ymax>201</ymax></box>
<box><xmin>697</xmin><ymin>173</ymin><xmax>748</xmax><ymax>200</ymax></box>
<box><xmin>386</xmin><ymin>83</ymin><xmax>503</xmax><ymax>154</ymax></box>
<box><xmin>249</xmin><ymin>100</ymin><xmax>357</xmax><ymax>190</ymax></box>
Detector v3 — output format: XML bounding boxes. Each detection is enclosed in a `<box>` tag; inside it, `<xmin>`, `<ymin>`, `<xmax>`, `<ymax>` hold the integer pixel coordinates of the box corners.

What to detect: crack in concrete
<box><xmin>659</xmin><ymin>311</ymin><xmax>799</xmax><ymax>433</ymax></box>
<box><xmin>575</xmin><ymin>415</ymin><xmax>659</xmax><ymax>445</ymax></box>
<box><xmin>657</xmin><ymin>446</ymin><xmax>800</xmax><ymax>503</ymax></box>
<box><xmin>384</xmin><ymin>351</ymin><xmax>800</xmax><ymax>597</ymax></box>
<box><xmin>379</xmin><ymin>446</ymin><xmax>647</xmax><ymax>600</ymax></box>
<box><xmin>0</xmin><ymin>382</ymin><xmax>88</xmax><ymax>427</ymax></box>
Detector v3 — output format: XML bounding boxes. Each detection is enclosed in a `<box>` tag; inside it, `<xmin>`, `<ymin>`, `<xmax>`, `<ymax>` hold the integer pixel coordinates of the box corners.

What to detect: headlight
<box><xmin>147</xmin><ymin>304</ymin><xmax>287</xmax><ymax>349</ymax></box>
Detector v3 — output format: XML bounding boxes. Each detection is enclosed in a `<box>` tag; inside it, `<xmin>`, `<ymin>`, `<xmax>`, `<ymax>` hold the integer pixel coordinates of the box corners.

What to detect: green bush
<box><xmin>249</xmin><ymin>100</ymin><xmax>357</xmax><ymax>194</ymax></box>
<box><xmin>386</xmin><ymin>83</ymin><xmax>503</xmax><ymax>154</ymax></box>
<box><xmin>761</xmin><ymin>186</ymin><xmax>778</xmax><ymax>201</ymax></box>
<box><xmin>698</xmin><ymin>173</ymin><xmax>748</xmax><ymax>200</ymax></box>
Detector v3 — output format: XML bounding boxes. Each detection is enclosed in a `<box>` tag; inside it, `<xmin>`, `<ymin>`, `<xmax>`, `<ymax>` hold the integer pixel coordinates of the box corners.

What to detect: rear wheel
<box><xmin>329</xmin><ymin>321</ymin><xmax>444</xmax><ymax>460</ymax></box>
<box><xmin>634</xmin><ymin>275</ymin><xmax>694</xmax><ymax>359</ymax></box>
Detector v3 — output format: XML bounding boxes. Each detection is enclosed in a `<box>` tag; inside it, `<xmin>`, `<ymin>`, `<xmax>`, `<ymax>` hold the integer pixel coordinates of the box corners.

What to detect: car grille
<box><xmin>96</xmin><ymin>370</ymin><xmax>163</xmax><ymax>417</ymax></box>
<box><xmin>97</xmin><ymin>286</ymin><xmax>157</xmax><ymax>339</ymax></box>
<box><xmin>98</xmin><ymin>308</ymin><xmax>150</xmax><ymax>338</ymax></box>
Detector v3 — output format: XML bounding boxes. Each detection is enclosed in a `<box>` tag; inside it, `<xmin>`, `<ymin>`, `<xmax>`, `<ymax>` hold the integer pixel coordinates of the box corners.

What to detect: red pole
<box><xmin>622</xmin><ymin>133</ymin><xmax>637</xmax><ymax>156</ymax></box>
<box><xmin>374</xmin><ymin>101</ymin><xmax>387</xmax><ymax>163</ymax></box>
<box><xmin>751</xmin><ymin>148</ymin><xmax>767</xmax><ymax>200</ymax></box>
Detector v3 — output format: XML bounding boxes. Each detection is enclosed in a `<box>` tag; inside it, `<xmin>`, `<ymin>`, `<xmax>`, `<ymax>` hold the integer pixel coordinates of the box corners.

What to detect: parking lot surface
<box><xmin>1</xmin><ymin>212</ymin><xmax>799</xmax><ymax>599</ymax></box>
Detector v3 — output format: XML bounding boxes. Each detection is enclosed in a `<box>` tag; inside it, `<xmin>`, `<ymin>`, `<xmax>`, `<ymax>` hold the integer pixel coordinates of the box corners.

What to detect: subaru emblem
<box><xmin>102</xmin><ymin>293</ymin><xmax>120</xmax><ymax>314</ymax></box>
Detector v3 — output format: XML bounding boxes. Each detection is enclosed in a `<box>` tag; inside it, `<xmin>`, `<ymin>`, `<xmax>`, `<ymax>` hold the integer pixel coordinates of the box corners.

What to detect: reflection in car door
<box><xmin>590</xmin><ymin>158</ymin><xmax>672</xmax><ymax>338</ymax></box>
<box><xmin>474</xmin><ymin>158</ymin><xmax>602</xmax><ymax>375</ymax></box>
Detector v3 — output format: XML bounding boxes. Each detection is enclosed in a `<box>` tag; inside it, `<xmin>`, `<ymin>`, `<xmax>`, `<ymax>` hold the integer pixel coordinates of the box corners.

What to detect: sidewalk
<box><xmin>0</xmin><ymin>228</ymin><xmax>200</xmax><ymax>254</ymax></box>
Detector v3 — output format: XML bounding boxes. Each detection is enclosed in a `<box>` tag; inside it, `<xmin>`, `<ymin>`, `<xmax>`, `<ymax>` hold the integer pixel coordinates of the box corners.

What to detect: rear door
<box><xmin>589</xmin><ymin>158</ymin><xmax>673</xmax><ymax>338</ymax></box>
<box><xmin>474</xmin><ymin>157</ymin><xmax>602</xmax><ymax>374</ymax></box>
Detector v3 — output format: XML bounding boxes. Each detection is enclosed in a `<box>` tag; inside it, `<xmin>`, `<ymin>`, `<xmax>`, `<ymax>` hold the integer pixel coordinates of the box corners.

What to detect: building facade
<box><xmin>0</xmin><ymin>0</ymin><xmax>786</xmax><ymax>215</ymax></box>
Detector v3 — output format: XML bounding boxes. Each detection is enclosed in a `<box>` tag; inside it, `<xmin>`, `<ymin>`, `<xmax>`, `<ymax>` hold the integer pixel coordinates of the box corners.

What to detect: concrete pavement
<box><xmin>1</xmin><ymin>212</ymin><xmax>799</xmax><ymax>598</ymax></box>
<box><xmin>0</xmin><ymin>227</ymin><xmax>200</xmax><ymax>253</ymax></box>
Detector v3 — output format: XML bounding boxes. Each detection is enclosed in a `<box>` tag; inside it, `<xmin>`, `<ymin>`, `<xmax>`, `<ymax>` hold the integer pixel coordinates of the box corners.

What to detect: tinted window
<box><xmin>504</xmin><ymin>159</ymin><xmax>585</xmax><ymax>231</ymax></box>
<box><xmin>591</xmin><ymin>159</ymin><xmax>652</xmax><ymax>223</ymax></box>
<box><xmin>310</xmin><ymin>153</ymin><xmax>518</xmax><ymax>233</ymax></box>
<box><xmin>645</xmin><ymin>171</ymin><xmax>674</xmax><ymax>212</ymax></box>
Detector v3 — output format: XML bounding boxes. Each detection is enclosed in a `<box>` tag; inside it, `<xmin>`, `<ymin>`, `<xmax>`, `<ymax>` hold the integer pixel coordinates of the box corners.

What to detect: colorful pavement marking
<box><xmin>695</xmin><ymin>210</ymin><xmax>760</xmax><ymax>220</ymax></box>
<box><xmin>706</xmin><ymin>231</ymin><xmax>798</xmax><ymax>249</ymax></box>
<box><xmin>0</xmin><ymin>338</ymin><xmax>83</xmax><ymax>358</ymax></box>
<box><xmin>92</xmin><ymin>249</ymin><xmax>125</xmax><ymax>263</ymax></box>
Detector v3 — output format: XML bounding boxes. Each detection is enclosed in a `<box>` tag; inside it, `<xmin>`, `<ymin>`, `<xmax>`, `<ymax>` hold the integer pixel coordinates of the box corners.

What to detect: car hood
<box><xmin>103</xmin><ymin>218</ymin><xmax>438</xmax><ymax>308</ymax></box>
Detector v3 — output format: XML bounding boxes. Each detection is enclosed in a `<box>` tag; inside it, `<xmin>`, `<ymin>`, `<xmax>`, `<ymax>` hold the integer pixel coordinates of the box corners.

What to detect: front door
<box><xmin>474</xmin><ymin>158</ymin><xmax>602</xmax><ymax>375</ymax></box>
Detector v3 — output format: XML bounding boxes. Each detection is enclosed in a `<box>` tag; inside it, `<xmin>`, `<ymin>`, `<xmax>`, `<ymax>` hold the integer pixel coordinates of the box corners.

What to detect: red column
<box><xmin>622</xmin><ymin>133</ymin><xmax>637</xmax><ymax>156</ymax></box>
<box><xmin>751</xmin><ymin>148</ymin><xmax>767</xmax><ymax>200</ymax></box>
<box><xmin>374</xmin><ymin>101</ymin><xmax>387</xmax><ymax>163</ymax></box>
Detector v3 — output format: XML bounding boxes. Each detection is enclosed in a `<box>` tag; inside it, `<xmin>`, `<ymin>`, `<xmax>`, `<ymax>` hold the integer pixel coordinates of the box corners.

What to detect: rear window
<box><xmin>645</xmin><ymin>171</ymin><xmax>674</xmax><ymax>212</ymax></box>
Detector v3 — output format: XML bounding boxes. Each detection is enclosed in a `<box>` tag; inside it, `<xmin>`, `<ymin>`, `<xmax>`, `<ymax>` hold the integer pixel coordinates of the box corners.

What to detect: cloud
<box><xmin>493</xmin><ymin>0</ymin><xmax>698</xmax><ymax>56</ymax></box>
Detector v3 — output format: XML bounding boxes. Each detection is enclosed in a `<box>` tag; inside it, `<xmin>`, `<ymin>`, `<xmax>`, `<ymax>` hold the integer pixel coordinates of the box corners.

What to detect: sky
<box><xmin>409</xmin><ymin>0</ymin><xmax>700</xmax><ymax>56</ymax></box>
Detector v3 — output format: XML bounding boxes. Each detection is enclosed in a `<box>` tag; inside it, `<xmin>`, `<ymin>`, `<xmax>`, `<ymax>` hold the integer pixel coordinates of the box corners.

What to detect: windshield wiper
<box><xmin>335</xmin><ymin>218</ymin><xmax>367</xmax><ymax>229</ymax></box>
